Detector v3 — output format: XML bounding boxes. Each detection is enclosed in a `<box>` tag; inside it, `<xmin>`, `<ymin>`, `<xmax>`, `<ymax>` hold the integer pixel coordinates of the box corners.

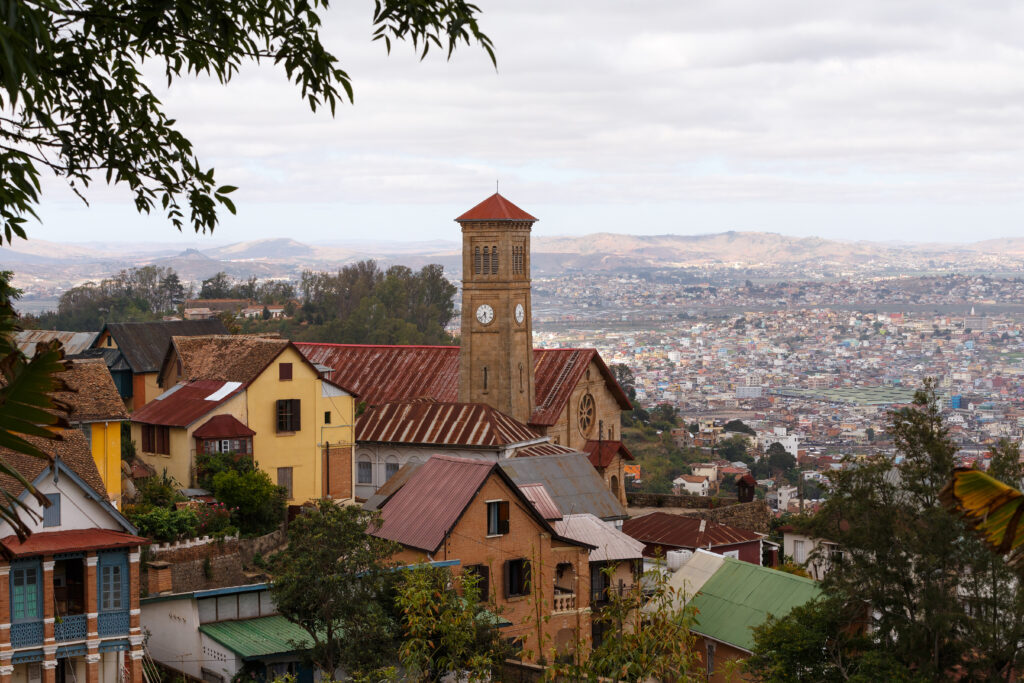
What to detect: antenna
<box><xmin>496</xmin><ymin>179</ymin><xmax>500</xmax><ymax>194</ymax></box>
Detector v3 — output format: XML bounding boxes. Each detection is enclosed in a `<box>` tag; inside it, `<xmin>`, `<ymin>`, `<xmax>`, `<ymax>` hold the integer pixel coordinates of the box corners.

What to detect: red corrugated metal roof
<box><xmin>518</xmin><ymin>483</ymin><xmax>562</xmax><ymax>520</ymax></box>
<box><xmin>357</xmin><ymin>400</ymin><xmax>541</xmax><ymax>447</ymax></box>
<box><xmin>1</xmin><ymin>529</ymin><xmax>146</xmax><ymax>557</ymax></box>
<box><xmin>296</xmin><ymin>343</ymin><xmax>460</xmax><ymax>406</ymax></box>
<box><xmin>455</xmin><ymin>193</ymin><xmax>537</xmax><ymax>222</ymax></box>
<box><xmin>372</xmin><ymin>455</ymin><xmax>495</xmax><ymax>552</ymax></box>
<box><xmin>621</xmin><ymin>511</ymin><xmax>762</xmax><ymax>556</ymax></box>
<box><xmin>193</xmin><ymin>414</ymin><xmax>256</xmax><ymax>439</ymax></box>
<box><xmin>583</xmin><ymin>440</ymin><xmax>635</xmax><ymax>468</ymax></box>
<box><xmin>130</xmin><ymin>380</ymin><xmax>243</xmax><ymax>427</ymax></box>
<box><xmin>295</xmin><ymin>344</ymin><xmax>630</xmax><ymax>427</ymax></box>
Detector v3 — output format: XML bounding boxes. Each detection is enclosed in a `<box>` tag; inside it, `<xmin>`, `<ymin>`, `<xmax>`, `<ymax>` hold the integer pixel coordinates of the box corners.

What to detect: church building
<box><xmin>297</xmin><ymin>193</ymin><xmax>633</xmax><ymax>502</ymax></box>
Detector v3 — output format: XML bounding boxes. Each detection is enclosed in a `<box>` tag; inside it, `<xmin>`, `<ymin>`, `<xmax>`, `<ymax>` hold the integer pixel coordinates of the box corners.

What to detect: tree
<box><xmin>649</xmin><ymin>403</ymin><xmax>678</xmax><ymax>429</ymax></box>
<box><xmin>765</xmin><ymin>442</ymin><xmax>796</xmax><ymax>473</ymax></box>
<box><xmin>865</xmin><ymin>427</ymin><xmax>875</xmax><ymax>442</ymax></box>
<box><xmin>723</xmin><ymin>419</ymin><xmax>755</xmax><ymax>436</ymax></box>
<box><xmin>795</xmin><ymin>383</ymin><xmax>1024</xmax><ymax>679</ymax></box>
<box><xmin>208</xmin><ymin>469</ymin><xmax>286</xmax><ymax>536</ymax></box>
<box><xmin>0</xmin><ymin>273</ymin><xmax>69</xmax><ymax>539</ymax></box>
<box><xmin>609</xmin><ymin>364</ymin><xmax>637</xmax><ymax>403</ymax></box>
<box><xmin>199</xmin><ymin>272</ymin><xmax>233</xmax><ymax>299</ymax></box>
<box><xmin>0</xmin><ymin>0</ymin><xmax>494</xmax><ymax>243</ymax></box>
<box><xmin>396</xmin><ymin>565</ymin><xmax>505</xmax><ymax>682</ymax></box>
<box><xmin>716</xmin><ymin>434</ymin><xmax>751</xmax><ymax>464</ymax></box>
<box><xmin>272</xmin><ymin>501</ymin><xmax>400</xmax><ymax>677</ymax></box>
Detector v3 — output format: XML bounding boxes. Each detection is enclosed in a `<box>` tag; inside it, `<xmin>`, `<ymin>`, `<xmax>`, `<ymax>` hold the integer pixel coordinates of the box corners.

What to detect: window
<box><xmin>491</xmin><ymin>244</ymin><xmax>499</xmax><ymax>273</ymax></box>
<box><xmin>487</xmin><ymin>501</ymin><xmax>509</xmax><ymax>536</ymax></box>
<box><xmin>722</xmin><ymin>549</ymin><xmax>739</xmax><ymax>559</ymax></box>
<box><xmin>357</xmin><ymin>460</ymin><xmax>372</xmax><ymax>484</ymax></box>
<box><xmin>279</xmin><ymin>363</ymin><xmax>293</xmax><ymax>381</ymax></box>
<box><xmin>80</xmin><ymin>424</ymin><xmax>92</xmax><ymax>448</ymax></box>
<box><xmin>474</xmin><ymin>246</ymin><xmax>481</xmax><ymax>275</ymax></box>
<box><xmin>324</xmin><ymin>411</ymin><xmax>331</xmax><ymax>424</ymax></box>
<box><xmin>277</xmin><ymin>467</ymin><xmax>293</xmax><ymax>499</ymax></box>
<box><xmin>385</xmin><ymin>458</ymin><xmax>399</xmax><ymax>481</ymax></box>
<box><xmin>482</xmin><ymin>246</ymin><xmax>490</xmax><ymax>274</ymax></box>
<box><xmin>793</xmin><ymin>539</ymin><xmax>807</xmax><ymax>564</ymax></box>
<box><xmin>11</xmin><ymin>563</ymin><xmax>40</xmax><ymax>621</ymax></box>
<box><xmin>100</xmin><ymin>564</ymin><xmax>124</xmax><ymax>611</ymax></box>
<box><xmin>276</xmin><ymin>399</ymin><xmax>301</xmax><ymax>432</ymax></box>
<box><xmin>482</xmin><ymin>366</ymin><xmax>488</xmax><ymax>391</ymax></box>
<box><xmin>465</xmin><ymin>564</ymin><xmax>490</xmax><ymax>601</ymax></box>
<box><xmin>43</xmin><ymin>493</ymin><xmax>60</xmax><ymax>528</ymax></box>
<box><xmin>706</xmin><ymin>642</ymin><xmax>716</xmax><ymax>677</ymax></box>
<box><xmin>504</xmin><ymin>558</ymin><xmax>530</xmax><ymax>598</ymax></box>
<box><xmin>141</xmin><ymin>425</ymin><xmax>170</xmax><ymax>454</ymax></box>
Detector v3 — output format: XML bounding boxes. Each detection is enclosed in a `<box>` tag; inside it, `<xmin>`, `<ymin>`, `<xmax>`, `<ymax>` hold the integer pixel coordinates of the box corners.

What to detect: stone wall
<box><xmin>681</xmin><ymin>501</ymin><xmax>772</xmax><ymax>534</ymax></box>
<box><xmin>144</xmin><ymin>528</ymin><xmax>286</xmax><ymax>595</ymax></box>
<box><xmin>626</xmin><ymin>492</ymin><xmax>739</xmax><ymax>509</ymax></box>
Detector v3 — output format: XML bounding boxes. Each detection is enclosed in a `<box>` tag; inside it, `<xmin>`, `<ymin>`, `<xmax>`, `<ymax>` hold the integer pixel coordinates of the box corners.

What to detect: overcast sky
<box><xmin>29</xmin><ymin>1</ymin><xmax>1024</xmax><ymax>247</ymax></box>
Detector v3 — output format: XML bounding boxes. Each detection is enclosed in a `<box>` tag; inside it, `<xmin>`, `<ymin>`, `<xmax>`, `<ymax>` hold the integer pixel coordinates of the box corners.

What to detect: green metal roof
<box><xmin>199</xmin><ymin>616</ymin><xmax>313</xmax><ymax>660</ymax></box>
<box><xmin>688</xmin><ymin>559</ymin><xmax>821</xmax><ymax>652</ymax></box>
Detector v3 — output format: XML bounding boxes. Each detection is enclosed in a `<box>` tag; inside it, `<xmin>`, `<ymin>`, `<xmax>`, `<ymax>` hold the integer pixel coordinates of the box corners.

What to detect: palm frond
<box><xmin>940</xmin><ymin>467</ymin><xmax>1024</xmax><ymax>571</ymax></box>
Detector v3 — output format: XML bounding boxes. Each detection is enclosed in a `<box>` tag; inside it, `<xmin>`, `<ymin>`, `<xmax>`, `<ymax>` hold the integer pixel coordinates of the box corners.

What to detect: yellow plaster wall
<box><xmin>90</xmin><ymin>421</ymin><xmax>122</xmax><ymax>506</ymax></box>
<box><xmin>247</xmin><ymin>346</ymin><xmax>354</xmax><ymax>503</ymax></box>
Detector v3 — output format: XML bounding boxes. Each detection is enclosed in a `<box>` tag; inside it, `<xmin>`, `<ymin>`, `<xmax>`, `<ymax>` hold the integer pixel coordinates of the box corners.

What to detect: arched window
<box><xmin>482</xmin><ymin>246</ymin><xmax>490</xmax><ymax>274</ymax></box>
<box><xmin>385</xmin><ymin>456</ymin><xmax>400</xmax><ymax>481</ymax></box>
<box><xmin>491</xmin><ymin>245</ymin><xmax>499</xmax><ymax>274</ymax></box>
<box><xmin>357</xmin><ymin>457</ymin><xmax>372</xmax><ymax>485</ymax></box>
<box><xmin>610</xmin><ymin>475</ymin><xmax>620</xmax><ymax>496</ymax></box>
<box><xmin>474</xmin><ymin>246</ymin><xmax>481</xmax><ymax>274</ymax></box>
<box><xmin>483</xmin><ymin>366</ymin><xmax>489</xmax><ymax>391</ymax></box>
<box><xmin>518</xmin><ymin>362</ymin><xmax>524</xmax><ymax>392</ymax></box>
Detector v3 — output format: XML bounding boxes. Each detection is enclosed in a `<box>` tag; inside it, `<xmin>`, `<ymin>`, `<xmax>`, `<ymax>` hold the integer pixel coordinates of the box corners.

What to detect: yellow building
<box><xmin>58</xmin><ymin>359</ymin><xmax>129</xmax><ymax>505</ymax></box>
<box><xmin>130</xmin><ymin>338</ymin><xmax>356</xmax><ymax>504</ymax></box>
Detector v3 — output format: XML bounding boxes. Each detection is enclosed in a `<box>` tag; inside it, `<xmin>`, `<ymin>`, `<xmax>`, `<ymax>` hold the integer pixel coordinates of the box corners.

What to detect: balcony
<box><xmin>10</xmin><ymin>621</ymin><xmax>43</xmax><ymax>648</ymax></box>
<box><xmin>591</xmin><ymin>583</ymin><xmax>635</xmax><ymax>608</ymax></box>
<box><xmin>55</xmin><ymin>614</ymin><xmax>88</xmax><ymax>641</ymax></box>
<box><xmin>552</xmin><ymin>590</ymin><xmax>577</xmax><ymax>613</ymax></box>
<box><xmin>98</xmin><ymin>610</ymin><xmax>130</xmax><ymax>637</ymax></box>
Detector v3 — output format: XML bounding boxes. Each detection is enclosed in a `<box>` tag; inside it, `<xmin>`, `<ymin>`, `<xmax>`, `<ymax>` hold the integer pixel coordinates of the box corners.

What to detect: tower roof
<box><xmin>455</xmin><ymin>193</ymin><xmax>537</xmax><ymax>222</ymax></box>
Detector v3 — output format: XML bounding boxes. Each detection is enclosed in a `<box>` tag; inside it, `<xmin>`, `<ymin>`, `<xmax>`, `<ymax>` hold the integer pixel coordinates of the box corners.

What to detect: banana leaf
<box><xmin>940</xmin><ymin>467</ymin><xmax>1024</xmax><ymax>571</ymax></box>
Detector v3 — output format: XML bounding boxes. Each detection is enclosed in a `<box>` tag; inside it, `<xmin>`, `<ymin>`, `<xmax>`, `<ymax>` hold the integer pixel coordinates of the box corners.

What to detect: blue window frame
<box><xmin>98</xmin><ymin>552</ymin><xmax>128</xmax><ymax>611</ymax></box>
<box><xmin>11</xmin><ymin>560</ymin><xmax>42</xmax><ymax>622</ymax></box>
<box><xmin>43</xmin><ymin>493</ymin><xmax>61</xmax><ymax>527</ymax></box>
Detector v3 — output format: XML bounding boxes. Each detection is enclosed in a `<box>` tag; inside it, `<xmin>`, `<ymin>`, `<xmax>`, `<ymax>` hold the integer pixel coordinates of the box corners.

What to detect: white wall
<box><xmin>354</xmin><ymin>444</ymin><xmax>499</xmax><ymax>498</ymax></box>
<box><xmin>0</xmin><ymin>467</ymin><xmax>122</xmax><ymax>539</ymax></box>
<box><xmin>141</xmin><ymin>597</ymin><xmax>203</xmax><ymax>678</ymax></box>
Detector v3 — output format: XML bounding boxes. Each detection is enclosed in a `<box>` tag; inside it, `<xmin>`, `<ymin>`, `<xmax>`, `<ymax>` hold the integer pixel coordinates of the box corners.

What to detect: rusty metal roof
<box><xmin>622</xmin><ymin>512</ymin><xmax>762</xmax><ymax>556</ymax></box>
<box><xmin>130</xmin><ymin>380</ymin><xmax>243</xmax><ymax>427</ymax></box>
<box><xmin>554</xmin><ymin>514</ymin><xmax>645</xmax><ymax>563</ymax></box>
<box><xmin>15</xmin><ymin>330</ymin><xmax>96</xmax><ymax>356</ymax></box>
<box><xmin>372</xmin><ymin>455</ymin><xmax>496</xmax><ymax>552</ymax></box>
<box><xmin>513</xmin><ymin>442</ymin><xmax>578</xmax><ymax>458</ymax></box>
<box><xmin>455</xmin><ymin>193</ymin><xmax>537</xmax><ymax>222</ymax></box>
<box><xmin>583</xmin><ymin>440</ymin><xmax>635</xmax><ymax>468</ymax></box>
<box><xmin>295</xmin><ymin>343</ymin><xmax>460</xmax><ymax>406</ymax></box>
<box><xmin>518</xmin><ymin>483</ymin><xmax>562</xmax><ymax>520</ymax></box>
<box><xmin>499</xmin><ymin>453</ymin><xmax>628</xmax><ymax>521</ymax></box>
<box><xmin>356</xmin><ymin>400</ymin><xmax>542</xmax><ymax>448</ymax></box>
<box><xmin>296</xmin><ymin>344</ymin><xmax>630</xmax><ymax>428</ymax></box>
<box><xmin>193</xmin><ymin>414</ymin><xmax>256</xmax><ymax>439</ymax></box>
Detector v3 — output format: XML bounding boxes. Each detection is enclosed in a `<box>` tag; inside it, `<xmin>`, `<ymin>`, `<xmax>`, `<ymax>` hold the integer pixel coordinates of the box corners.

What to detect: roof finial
<box><xmin>496</xmin><ymin>179</ymin><xmax>499</xmax><ymax>195</ymax></box>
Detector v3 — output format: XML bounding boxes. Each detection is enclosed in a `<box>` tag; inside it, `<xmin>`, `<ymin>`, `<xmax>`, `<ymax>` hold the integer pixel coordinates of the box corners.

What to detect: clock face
<box><xmin>476</xmin><ymin>304</ymin><xmax>494</xmax><ymax>325</ymax></box>
<box><xmin>515</xmin><ymin>303</ymin><xmax>525</xmax><ymax>325</ymax></box>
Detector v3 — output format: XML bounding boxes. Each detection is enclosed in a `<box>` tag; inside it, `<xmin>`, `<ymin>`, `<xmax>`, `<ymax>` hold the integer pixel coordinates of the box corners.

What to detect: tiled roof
<box><xmin>0</xmin><ymin>429</ymin><xmax>106</xmax><ymax>501</ymax></box>
<box><xmin>582</xmin><ymin>440</ymin><xmax>635</xmax><ymax>468</ymax></box>
<box><xmin>622</xmin><ymin>512</ymin><xmax>762</xmax><ymax>556</ymax></box>
<box><xmin>499</xmin><ymin>453</ymin><xmax>628</xmax><ymax>521</ymax></box>
<box><xmin>455</xmin><ymin>193</ymin><xmax>538</xmax><ymax>222</ymax></box>
<box><xmin>294</xmin><ymin>343</ymin><xmax>460</xmax><ymax>406</ymax></box>
<box><xmin>199</xmin><ymin>615</ymin><xmax>313</xmax><ymax>658</ymax></box>
<box><xmin>356</xmin><ymin>400</ymin><xmax>542</xmax><ymax>448</ymax></box>
<box><xmin>57</xmin><ymin>359</ymin><xmax>128</xmax><ymax>423</ymax></box>
<box><xmin>192</xmin><ymin>414</ymin><xmax>255</xmax><ymax>439</ymax></box>
<box><xmin>295</xmin><ymin>343</ymin><xmax>630</xmax><ymax>427</ymax></box>
<box><xmin>15</xmin><ymin>330</ymin><xmax>96</xmax><ymax>356</ymax></box>
<box><xmin>130</xmin><ymin>380</ymin><xmax>244</xmax><ymax>427</ymax></box>
<box><xmin>687</xmin><ymin>558</ymin><xmax>821</xmax><ymax>651</ymax></box>
<box><xmin>372</xmin><ymin>455</ymin><xmax>495</xmax><ymax>552</ymax></box>
<box><xmin>101</xmin><ymin>320</ymin><xmax>227</xmax><ymax>373</ymax></box>
<box><xmin>0</xmin><ymin>528</ymin><xmax>146</xmax><ymax>557</ymax></box>
<box><xmin>518</xmin><ymin>483</ymin><xmax>562</xmax><ymax>520</ymax></box>
<box><xmin>170</xmin><ymin>335</ymin><xmax>289</xmax><ymax>384</ymax></box>
<box><xmin>554</xmin><ymin>514</ymin><xmax>645</xmax><ymax>563</ymax></box>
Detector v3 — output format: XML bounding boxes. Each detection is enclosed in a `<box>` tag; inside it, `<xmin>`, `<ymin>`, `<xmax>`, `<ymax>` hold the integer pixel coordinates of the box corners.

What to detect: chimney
<box><xmin>147</xmin><ymin>561</ymin><xmax>173</xmax><ymax>595</ymax></box>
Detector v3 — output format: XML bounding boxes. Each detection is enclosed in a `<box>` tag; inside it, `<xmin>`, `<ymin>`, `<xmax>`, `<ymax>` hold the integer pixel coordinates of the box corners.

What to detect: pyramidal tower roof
<box><xmin>455</xmin><ymin>193</ymin><xmax>537</xmax><ymax>222</ymax></box>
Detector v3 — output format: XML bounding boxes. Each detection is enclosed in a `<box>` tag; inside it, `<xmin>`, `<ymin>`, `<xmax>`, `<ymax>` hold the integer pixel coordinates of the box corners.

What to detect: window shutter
<box><xmin>43</xmin><ymin>494</ymin><xmax>60</xmax><ymax>527</ymax></box>
<box><xmin>291</xmin><ymin>399</ymin><xmax>301</xmax><ymax>431</ymax></box>
<box><xmin>503</xmin><ymin>560</ymin><xmax>512</xmax><ymax>599</ymax></box>
<box><xmin>142</xmin><ymin>427</ymin><xmax>151</xmax><ymax>452</ymax></box>
<box><xmin>498</xmin><ymin>501</ymin><xmax>510</xmax><ymax>535</ymax></box>
<box><xmin>479</xmin><ymin>565</ymin><xmax>490</xmax><ymax>600</ymax></box>
<box><xmin>279</xmin><ymin>363</ymin><xmax>292</xmax><ymax>380</ymax></box>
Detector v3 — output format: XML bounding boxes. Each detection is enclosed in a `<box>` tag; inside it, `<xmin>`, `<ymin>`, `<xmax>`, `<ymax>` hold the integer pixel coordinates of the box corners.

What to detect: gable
<box><xmin>100</xmin><ymin>320</ymin><xmax>228</xmax><ymax>373</ymax></box>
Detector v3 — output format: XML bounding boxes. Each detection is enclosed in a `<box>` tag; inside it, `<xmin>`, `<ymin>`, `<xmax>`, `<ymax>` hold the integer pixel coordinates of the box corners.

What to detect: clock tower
<box><xmin>456</xmin><ymin>193</ymin><xmax>537</xmax><ymax>424</ymax></box>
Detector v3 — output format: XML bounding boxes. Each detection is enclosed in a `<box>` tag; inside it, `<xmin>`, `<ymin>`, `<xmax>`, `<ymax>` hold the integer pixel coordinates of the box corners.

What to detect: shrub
<box><xmin>138</xmin><ymin>469</ymin><xmax>185</xmax><ymax>508</ymax></box>
<box><xmin>129</xmin><ymin>506</ymin><xmax>199</xmax><ymax>542</ymax></box>
<box><xmin>196</xmin><ymin>502</ymin><xmax>235</xmax><ymax>536</ymax></box>
<box><xmin>210</xmin><ymin>469</ymin><xmax>286</xmax><ymax>536</ymax></box>
<box><xmin>195</xmin><ymin>450</ymin><xmax>254</xmax><ymax>489</ymax></box>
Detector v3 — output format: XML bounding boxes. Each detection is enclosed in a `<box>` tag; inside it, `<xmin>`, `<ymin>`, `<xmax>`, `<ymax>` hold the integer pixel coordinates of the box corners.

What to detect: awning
<box><xmin>199</xmin><ymin>615</ymin><xmax>313</xmax><ymax>660</ymax></box>
<box><xmin>1</xmin><ymin>529</ymin><xmax>146</xmax><ymax>557</ymax></box>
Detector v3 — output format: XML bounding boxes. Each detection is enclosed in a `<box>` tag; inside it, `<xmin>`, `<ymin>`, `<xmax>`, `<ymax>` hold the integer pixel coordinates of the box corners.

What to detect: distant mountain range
<box><xmin>4</xmin><ymin>231</ymin><xmax>1023</xmax><ymax>300</ymax></box>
